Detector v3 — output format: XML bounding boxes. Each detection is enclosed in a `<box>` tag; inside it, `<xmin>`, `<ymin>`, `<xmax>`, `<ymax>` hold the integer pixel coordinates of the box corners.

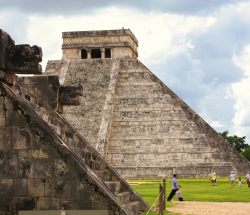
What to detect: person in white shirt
<box><xmin>167</xmin><ymin>174</ymin><xmax>180</xmax><ymax>201</ymax></box>
<box><xmin>229</xmin><ymin>171</ymin><xmax>236</xmax><ymax>186</ymax></box>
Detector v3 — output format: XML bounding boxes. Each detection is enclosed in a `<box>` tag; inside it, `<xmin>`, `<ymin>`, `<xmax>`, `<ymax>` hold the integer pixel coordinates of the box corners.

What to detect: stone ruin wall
<box><xmin>1</xmin><ymin>29</ymin><xmax>150</xmax><ymax>215</ymax></box>
<box><xmin>0</xmin><ymin>82</ymin><xmax>112</xmax><ymax>213</ymax></box>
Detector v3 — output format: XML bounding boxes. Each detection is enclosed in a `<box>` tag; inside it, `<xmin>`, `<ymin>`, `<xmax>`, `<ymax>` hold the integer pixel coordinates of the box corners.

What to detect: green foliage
<box><xmin>220</xmin><ymin>130</ymin><xmax>249</xmax><ymax>152</ymax></box>
<box><xmin>241</xmin><ymin>147</ymin><xmax>250</xmax><ymax>161</ymax></box>
<box><xmin>130</xmin><ymin>178</ymin><xmax>250</xmax><ymax>215</ymax></box>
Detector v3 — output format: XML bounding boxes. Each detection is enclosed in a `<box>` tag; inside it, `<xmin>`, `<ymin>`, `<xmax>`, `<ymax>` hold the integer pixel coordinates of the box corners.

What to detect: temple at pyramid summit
<box><xmin>45</xmin><ymin>28</ymin><xmax>250</xmax><ymax>178</ymax></box>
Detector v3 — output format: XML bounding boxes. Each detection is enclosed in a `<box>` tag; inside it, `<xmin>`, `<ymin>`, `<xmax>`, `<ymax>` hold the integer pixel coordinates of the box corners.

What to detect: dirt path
<box><xmin>167</xmin><ymin>201</ymin><xmax>250</xmax><ymax>215</ymax></box>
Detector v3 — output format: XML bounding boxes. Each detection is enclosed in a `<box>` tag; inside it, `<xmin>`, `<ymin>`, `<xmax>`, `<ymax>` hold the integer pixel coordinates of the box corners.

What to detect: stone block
<box><xmin>0</xmin><ymin>127</ymin><xmax>12</xmax><ymax>150</ymax></box>
<box><xmin>5</xmin><ymin>110</ymin><xmax>26</xmax><ymax>127</ymax></box>
<box><xmin>34</xmin><ymin>159</ymin><xmax>55</xmax><ymax>178</ymax></box>
<box><xmin>19</xmin><ymin>211</ymin><xmax>61</xmax><ymax>215</ymax></box>
<box><xmin>34</xmin><ymin>76</ymin><xmax>59</xmax><ymax>109</ymax></box>
<box><xmin>27</xmin><ymin>179</ymin><xmax>45</xmax><ymax>197</ymax></box>
<box><xmin>14</xmin><ymin>179</ymin><xmax>28</xmax><ymax>196</ymax></box>
<box><xmin>59</xmin><ymin>85</ymin><xmax>82</xmax><ymax>106</ymax></box>
<box><xmin>14</xmin><ymin>197</ymin><xmax>36</xmax><ymax>211</ymax></box>
<box><xmin>0</xmin><ymin>151</ymin><xmax>17</xmax><ymax>177</ymax></box>
<box><xmin>45</xmin><ymin>179</ymin><xmax>64</xmax><ymax>198</ymax></box>
<box><xmin>0</xmin><ymin>178</ymin><xmax>14</xmax><ymax>187</ymax></box>
<box><xmin>0</xmin><ymin>128</ymin><xmax>5</xmax><ymax>150</ymax></box>
<box><xmin>0</xmin><ymin>111</ymin><xmax>5</xmax><ymax>127</ymax></box>
<box><xmin>0</xmin><ymin>96</ymin><xmax>4</xmax><ymax>108</ymax></box>
<box><xmin>6</xmin><ymin>44</ymin><xmax>42</xmax><ymax>74</ymax></box>
<box><xmin>0</xmin><ymin>29</ymin><xmax>14</xmax><ymax>70</ymax></box>
<box><xmin>12</xmin><ymin>131</ymin><xmax>28</xmax><ymax>150</ymax></box>
<box><xmin>36</xmin><ymin>197</ymin><xmax>60</xmax><ymax>210</ymax></box>
<box><xmin>0</xmin><ymin>179</ymin><xmax>15</xmax><ymax>212</ymax></box>
<box><xmin>62</xmin><ymin>183</ymin><xmax>72</xmax><ymax>201</ymax></box>
<box><xmin>4</xmin><ymin>97</ymin><xmax>15</xmax><ymax>110</ymax></box>
<box><xmin>173</xmin><ymin>166</ymin><xmax>197</xmax><ymax>176</ymax></box>
<box><xmin>17</xmin><ymin>159</ymin><xmax>34</xmax><ymax>178</ymax></box>
<box><xmin>54</xmin><ymin>159</ymin><xmax>73</xmax><ymax>179</ymax></box>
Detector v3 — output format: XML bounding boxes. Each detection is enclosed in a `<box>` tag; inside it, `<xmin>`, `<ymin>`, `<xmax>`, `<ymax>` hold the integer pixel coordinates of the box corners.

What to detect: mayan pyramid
<box><xmin>45</xmin><ymin>28</ymin><xmax>250</xmax><ymax>178</ymax></box>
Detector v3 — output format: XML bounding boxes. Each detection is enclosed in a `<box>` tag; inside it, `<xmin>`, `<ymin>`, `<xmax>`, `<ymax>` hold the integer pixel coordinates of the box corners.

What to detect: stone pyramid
<box><xmin>46</xmin><ymin>29</ymin><xmax>250</xmax><ymax>178</ymax></box>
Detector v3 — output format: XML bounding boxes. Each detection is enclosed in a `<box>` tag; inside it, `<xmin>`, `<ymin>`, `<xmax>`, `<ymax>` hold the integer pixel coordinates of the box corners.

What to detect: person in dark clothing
<box><xmin>167</xmin><ymin>174</ymin><xmax>179</xmax><ymax>201</ymax></box>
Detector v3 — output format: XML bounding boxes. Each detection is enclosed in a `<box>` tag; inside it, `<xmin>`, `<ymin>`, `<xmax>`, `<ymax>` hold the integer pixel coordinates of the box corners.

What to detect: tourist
<box><xmin>167</xmin><ymin>174</ymin><xmax>180</xmax><ymax>201</ymax></box>
<box><xmin>229</xmin><ymin>171</ymin><xmax>236</xmax><ymax>186</ymax></box>
<box><xmin>209</xmin><ymin>171</ymin><xmax>217</xmax><ymax>186</ymax></box>
<box><xmin>246</xmin><ymin>174</ymin><xmax>250</xmax><ymax>188</ymax></box>
<box><xmin>238</xmin><ymin>177</ymin><xmax>242</xmax><ymax>188</ymax></box>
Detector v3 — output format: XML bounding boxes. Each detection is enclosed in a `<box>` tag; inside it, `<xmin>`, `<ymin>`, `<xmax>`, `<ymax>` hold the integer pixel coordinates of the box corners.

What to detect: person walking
<box><xmin>167</xmin><ymin>174</ymin><xmax>180</xmax><ymax>201</ymax></box>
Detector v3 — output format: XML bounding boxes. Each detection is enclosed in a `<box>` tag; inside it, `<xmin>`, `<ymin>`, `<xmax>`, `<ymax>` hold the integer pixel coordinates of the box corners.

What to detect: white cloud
<box><xmin>232</xmin><ymin>45</ymin><xmax>250</xmax><ymax>127</ymax></box>
<box><xmin>25</xmin><ymin>6</ymin><xmax>215</xmax><ymax>69</ymax></box>
<box><xmin>2</xmin><ymin>0</ymin><xmax>250</xmax><ymax>142</ymax></box>
<box><xmin>0</xmin><ymin>0</ymin><xmax>247</xmax><ymax>15</ymax></box>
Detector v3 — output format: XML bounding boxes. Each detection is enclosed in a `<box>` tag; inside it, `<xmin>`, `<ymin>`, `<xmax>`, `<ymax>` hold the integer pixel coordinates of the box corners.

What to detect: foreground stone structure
<box><xmin>0</xmin><ymin>29</ymin><xmax>148</xmax><ymax>214</ymax></box>
<box><xmin>46</xmin><ymin>28</ymin><xmax>250</xmax><ymax>178</ymax></box>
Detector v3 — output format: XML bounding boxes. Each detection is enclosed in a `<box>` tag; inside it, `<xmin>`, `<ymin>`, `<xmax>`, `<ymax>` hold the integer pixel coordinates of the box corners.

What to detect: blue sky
<box><xmin>1</xmin><ymin>0</ymin><xmax>250</xmax><ymax>141</ymax></box>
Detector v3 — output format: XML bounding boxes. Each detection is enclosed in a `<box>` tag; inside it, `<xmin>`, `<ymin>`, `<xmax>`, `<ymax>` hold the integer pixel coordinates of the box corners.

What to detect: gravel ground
<box><xmin>167</xmin><ymin>201</ymin><xmax>250</xmax><ymax>215</ymax></box>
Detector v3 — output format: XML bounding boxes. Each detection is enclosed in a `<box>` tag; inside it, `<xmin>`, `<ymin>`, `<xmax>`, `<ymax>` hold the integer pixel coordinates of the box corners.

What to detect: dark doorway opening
<box><xmin>91</xmin><ymin>49</ymin><xmax>101</xmax><ymax>58</ymax></box>
<box><xmin>105</xmin><ymin>48</ymin><xmax>111</xmax><ymax>58</ymax></box>
<box><xmin>81</xmin><ymin>49</ymin><xmax>87</xmax><ymax>59</ymax></box>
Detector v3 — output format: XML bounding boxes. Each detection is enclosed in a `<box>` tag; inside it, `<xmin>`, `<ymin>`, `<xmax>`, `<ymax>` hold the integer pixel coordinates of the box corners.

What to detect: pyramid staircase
<box><xmin>1</xmin><ymin>77</ymin><xmax>149</xmax><ymax>214</ymax></box>
<box><xmin>105</xmin><ymin>58</ymin><xmax>250</xmax><ymax>178</ymax></box>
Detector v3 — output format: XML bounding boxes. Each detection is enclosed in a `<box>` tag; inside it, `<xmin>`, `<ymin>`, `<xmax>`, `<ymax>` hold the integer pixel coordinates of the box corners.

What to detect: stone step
<box><xmin>115</xmin><ymin>191</ymin><xmax>131</xmax><ymax>204</ymax></box>
<box><xmin>127</xmin><ymin>201</ymin><xmax>141</xmax><ymax>215</ymax></box>
<box><xmin>104</xmin><ymin>181</ymin><xmax>121</xmax><ymax>193</ymax></box>
<box><xmin>93</xmin><ymin>170</ymin><xmax>112</xmax><ymax>181</ymax></box>
<box><xmin>116</xmin><ymin>82</ymin><xmax>155</xmax><ymax>87</ymax></box>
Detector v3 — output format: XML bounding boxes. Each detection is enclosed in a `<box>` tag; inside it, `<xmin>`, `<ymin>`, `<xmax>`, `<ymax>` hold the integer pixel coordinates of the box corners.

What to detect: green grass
<box><xmin>129</xmin><ymin>178</ymin><xmax>250</xmax><ymax>214</ymax></box>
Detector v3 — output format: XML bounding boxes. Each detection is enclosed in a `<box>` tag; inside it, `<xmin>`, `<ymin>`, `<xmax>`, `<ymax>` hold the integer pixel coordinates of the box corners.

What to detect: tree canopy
<box><xmin>241</xmin><ymin>147</ymin><xmax>250</xmax><ymax>161</ymax></box>
<box><xmin>220</xmin><ymin>130</ymin><xmax>249</xmax><ymax>152</ymax></box>
<box><xmin>220</xmin><ymin>130</ymin><xmax>250</xmax><ymax>161</ymax></box>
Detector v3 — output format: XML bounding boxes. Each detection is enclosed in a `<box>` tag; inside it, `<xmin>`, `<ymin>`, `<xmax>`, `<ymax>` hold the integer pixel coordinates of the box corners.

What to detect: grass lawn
<box><xmin>129</xmin><ymin>178</ymin><xmax>250</xmax><ymax>215</ymax></box>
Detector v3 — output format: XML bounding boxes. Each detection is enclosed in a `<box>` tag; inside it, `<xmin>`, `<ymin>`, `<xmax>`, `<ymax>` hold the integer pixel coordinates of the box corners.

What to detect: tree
<box><xmin>220</xmin><ymin>130</ymin><xmax>249</xmax><ymax>153</ymax></box>
<box><xmin>241</xmin><ymin>147</ymin><xmax>250</xmax><ymax>161</ymax></box>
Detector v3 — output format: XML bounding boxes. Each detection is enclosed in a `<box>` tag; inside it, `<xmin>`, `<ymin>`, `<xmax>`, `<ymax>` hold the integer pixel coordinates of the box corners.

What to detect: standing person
<box><xmin>246</xmin><ymin>174</ymin><xmax>250</xmax><ymax>188</ymax></box>
<box><xmin>209</xmin><ymin>171</ymin><xmax>217</xmax><ymax>186</ymax></box>
<box><xmin>167</xmin><ymin>174</ymin><xmax>179</xmax><ymax>201</ymax></box>
<box><xmin>229</xmin><ymin>171</ymin><xmax>236</xmax><ymax>186</ymax></box>
<box><xmin>238</xmin><ymin>177</ymin><xmax>242</xmax><ymax>188</ymax></box>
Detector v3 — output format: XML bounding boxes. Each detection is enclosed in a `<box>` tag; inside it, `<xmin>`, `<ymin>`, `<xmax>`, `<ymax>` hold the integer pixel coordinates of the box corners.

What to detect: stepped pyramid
<box><xmin>45</xmin><ymin>28</ymin><xmax>250</xmax><ymax>178</ymax></box>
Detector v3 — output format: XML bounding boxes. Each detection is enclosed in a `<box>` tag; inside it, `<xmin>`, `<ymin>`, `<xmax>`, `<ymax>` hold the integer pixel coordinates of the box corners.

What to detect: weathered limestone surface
<box><xmin>0</xmin><ymin>29</ymin><xmax>42</xmax><ymax>74</ymax></box>
<box><xmin>106</xmin><ymin>59</ymin><xmax>250</xmax><ymax>178</ymax></box>
<box><xmin>0</xmin><ymin>29</ymin><xmax>148</xmax><ymax>214</ymax></box>
<box><xmin>55</xmin><ymin>57</ymin><xmax>250</xmax><ymax>178</ymax></box>
<box><xmin>56</xmin><ymin>59</ymin><xmax>113</xmax><ymax>146</ymax></box>
<box><xmin>62</xmin><ymin>29</ymin><xmax>138</xmax><ymax>59</ymax></box>
<box><xmin>0</xmin><ymin>85</ymin><xmax>114</xmax><ymax>213</ymax></box>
